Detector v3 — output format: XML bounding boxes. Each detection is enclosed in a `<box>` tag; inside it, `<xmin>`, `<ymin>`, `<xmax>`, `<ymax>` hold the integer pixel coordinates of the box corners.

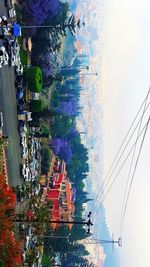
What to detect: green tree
<box><xmin>51</xmin><ymin>115</ymin><xmax>74</xmax><ymax>137</ymax></box>
<box><xmin>41</xmin><ymin>146</ymin><xmax>52</xmax><ymax>174</ymax></box>
<box><xmin>29</xmin><ymin>100</ymin><xmax>44</xmax><ymax>112</ymax></box>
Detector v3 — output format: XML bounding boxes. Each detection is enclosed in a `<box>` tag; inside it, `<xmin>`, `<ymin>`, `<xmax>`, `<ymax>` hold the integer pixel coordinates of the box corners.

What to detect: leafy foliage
<box><xmin>27</xmin><ymin>66</ymin><xmax>43</xmax><ymax>92</ymax></box>
<box><xmin>57</xmin><ymin>97</ymin><xmax>78</xmax><ymax>116</ymax></box>
<box><xmin>0</xmin><ymin>175</ymin><xmax>22</xmax><ymax>266</ymax></box>
<box><xmin>27</xmin><ymin>0</ymin><xmax>59</xmax><ymax>25</ymax></box>
<box><xmin>50</xmin><ymin>115</ymin><xmax>74</xmax><ymax>138</ymax></box>
<box><xmin>41</xmin><ymin>146</ymin><xmax>52</xmax><ymax>174</ymax></box>
<box><xmin>29</xmin><ymin>100</ymin><xmax>44</xmax><ymax>112</ymax></box>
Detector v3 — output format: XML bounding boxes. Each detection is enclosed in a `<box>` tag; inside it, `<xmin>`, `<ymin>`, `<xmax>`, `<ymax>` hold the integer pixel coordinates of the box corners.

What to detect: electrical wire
<box><xmin>120</xmin><ymin>116</ymin><xmax>150</xmax><ymax>236</ymax></box>
<box><xmin>91</xmin><ymin>102</ymin><xmax>150</xmax><ymax>218</ymax></box>
<box><xmin>92</xmin><ymin>118</ymin><xmax>149</xmax><ymax>222</ymax></box>
<box><xmin>119</xmin><ymin>89</ymin><xmax>150</xmax><ymax>233</ymax></box>
<box><xmin>91</xmin><ymin>89</ymin><xmax>150</xmax><ymax>215</ymax></box>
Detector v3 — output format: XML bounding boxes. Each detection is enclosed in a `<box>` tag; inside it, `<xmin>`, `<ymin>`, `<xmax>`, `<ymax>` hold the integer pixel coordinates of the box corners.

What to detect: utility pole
<box><xmin>13</xmin><ymin>211</ymin><xmax>93</xmax><ymax>234</ymax></box>
<box><xmin>84</xmin><ymin>234</ymin><xmax>122</xmax><ymax>248</ymax></box>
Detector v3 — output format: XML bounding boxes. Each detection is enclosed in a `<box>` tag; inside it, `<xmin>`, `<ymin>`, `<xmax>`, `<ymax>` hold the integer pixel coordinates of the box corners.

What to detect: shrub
<box><xmin>27</xmin><ymin>66</ymin><xmax>43</xmax><ymax>92</ymax></box>
<box><xmin>29</xmin><ymin>100</ymin><xmax>44</xmax><ymax>112</ymax></box>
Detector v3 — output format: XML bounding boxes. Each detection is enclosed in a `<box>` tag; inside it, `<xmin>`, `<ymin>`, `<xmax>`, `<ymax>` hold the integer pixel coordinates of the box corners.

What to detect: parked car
<box><xmin>0</xmin><ymin>111</ymin><xmax>3</xmax><ymax>132</ymax></box>
<box><xmin>17</xmin><ymin>98</ymin><xmax>25</xmax><ymax>106</ymax></box>
<box><xmin>15</xmin><ymin>75</ymin><xmax>24</xmax><ymax>87</ymax></box>
<box><xmin>17</xmin><ymin>103</ymin><xmax>26</xmax><ymax>111</ymax></box>
<box><xmin>0</xmin><ymin>16</ymin><xmax>8</xmax><ymax>26</ymax></box>
<box><xmin>5</xmin><ymin>0</ymin><xmax>12</xmax><ymax>7</ymax></box>
<box><xmin>16</xmin><ymin>88</ymin><xmax>24</xmax><ymax>101</ymax></box>
<box><xmin>18</xmin><ymin>120</ymin><xmax>25</xmax><ymax>128</ymax></box>
<box><xmin>0</xmin><ymin>46</ymin><xmax>9</xmax><ymax>66</ymax></box>
<box><xmin>20</xmin><ymin>135</ymin><xmax>27</xmax><ymax>147</ymax></box>
<box><xmin>21</xmin><ymin>145</ymin><xmax>28</xmax><ymax>159</ymax></box>
<box><xmin>18</xmin><ymin>124</ymin><xmax>27</xmax><ymax>134</ymax></box>
<box><xmin>16</xmin><ymin>191</ymin><xmax>24</xmax><ymax>203</ymax></box>
<box><xmin>8</xmin><ymin>6</ymin><xmax>16</xmax><ymax>19</ymax></box>
<box><xmin>12</xmin><ymin>39</ymin><xmax>19</xmax><ymax>51</ymax></box>
<box><xmin>22</xmin><ymin>166</ymin><xmax>30</xmax><ymax>181</ymax></box>
<box><xmin>15</xmin><ymin>64</ymin><xmax>23</xmax><ymax>75</ymax></box>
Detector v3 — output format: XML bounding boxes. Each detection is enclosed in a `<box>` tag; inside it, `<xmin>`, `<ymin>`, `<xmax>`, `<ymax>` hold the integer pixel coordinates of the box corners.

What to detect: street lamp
<box><xmin>55</xmin><ymin>65</ymin><xmax>90</xmax><ymax>71</ymax></box>
<box><xmin>64</xmin><ymin>72</ymin><xmax>98</xmax><ymax>81</ymax></box>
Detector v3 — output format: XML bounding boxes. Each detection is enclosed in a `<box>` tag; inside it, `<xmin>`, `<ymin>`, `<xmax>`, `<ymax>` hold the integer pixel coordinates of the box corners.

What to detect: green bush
<box><xmin>29</xmin><ymin>100</ymin><xmax>44</xmax><ymax>112</ymax></box>
<box><xmin>27</xmin><ymin>66</ymin><xmax>43</xmax><ymax>92</ymax></box>
<box><xmin>41</xmin><ymin>147</ymin><xmax>52</xmax><ymax>175</ymax></box>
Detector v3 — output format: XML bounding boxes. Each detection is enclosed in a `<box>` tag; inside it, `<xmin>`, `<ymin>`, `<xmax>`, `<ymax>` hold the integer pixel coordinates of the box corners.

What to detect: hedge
<box><xmin>27</xmin><ymin>66</ymin><xmax>43</xmax><ymax>92</ymax></box>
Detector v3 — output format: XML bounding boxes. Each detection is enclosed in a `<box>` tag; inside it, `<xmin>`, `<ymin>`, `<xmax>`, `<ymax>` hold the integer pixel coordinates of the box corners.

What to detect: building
<box><xmin>41</xmin><ymin>155</ymin><xmax>76</xmax><ymax>229</ymax></box>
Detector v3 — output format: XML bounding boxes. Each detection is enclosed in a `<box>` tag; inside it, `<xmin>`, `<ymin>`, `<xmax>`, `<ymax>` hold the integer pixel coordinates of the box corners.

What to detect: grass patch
<box><xmin>20</xmin><ymin>48</ymin><xmax>28</xmax><ymax>67</ymax></box>
<box><xmin>17</xmin><ymin>37</ymin><xmax>28</xmax><ymax>68</ymax></box>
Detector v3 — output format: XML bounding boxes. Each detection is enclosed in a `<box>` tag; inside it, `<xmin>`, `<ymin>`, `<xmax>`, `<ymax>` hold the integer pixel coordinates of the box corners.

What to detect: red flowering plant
<box><xmin>0</xmin><ymin>174</ymin><xmax>22</xmax><ymax>266</ymax></box>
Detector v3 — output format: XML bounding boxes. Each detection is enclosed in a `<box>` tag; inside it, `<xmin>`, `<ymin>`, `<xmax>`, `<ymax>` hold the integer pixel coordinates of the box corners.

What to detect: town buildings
<box><xmin>39</xmin><ymin>155</ymin><xmax>76</xmax><ymax>229</ymax></box>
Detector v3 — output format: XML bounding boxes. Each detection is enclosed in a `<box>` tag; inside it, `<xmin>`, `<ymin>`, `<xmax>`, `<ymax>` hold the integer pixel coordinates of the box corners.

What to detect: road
<box><xmin>0</xmin><ymin>0</ymin><xmax>21</xmax><ymax>186</ymax></box>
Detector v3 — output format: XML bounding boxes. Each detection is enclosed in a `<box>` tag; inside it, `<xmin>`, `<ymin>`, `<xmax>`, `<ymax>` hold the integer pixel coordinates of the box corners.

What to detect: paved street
<box><xmin>0</xmin><ymin>0</ymin><xmax>22</xmax><ymax>186</ymax></box>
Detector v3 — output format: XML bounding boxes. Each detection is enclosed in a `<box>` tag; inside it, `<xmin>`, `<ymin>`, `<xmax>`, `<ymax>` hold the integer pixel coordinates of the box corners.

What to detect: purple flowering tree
<box><xmin>57</xmin><ymin>98</ymin><xmax>78</xmax><ymax>116</ymax></box>
<box><xmin>59</xmin><ymin>145</ymin><xmax>73</xmax><ymax>164</ymax></box>
<box><xmin>41</xmin><ymin>52</ymin><xmax>53</xmax><ymax>78</ymax></box>
<box><xmin>51</xmin><ymin>138</ymin><xmax>72</xmax><ymax>164</ymax></box>
<box><xmin>27</xmin><ymin>0</ymin><xmax>59</xmax><ymax>25</ymax></box>
<box><xmin>51</xmin><ymin>138</ymin><xmax>67</xmax><ymax>155</ymax></box>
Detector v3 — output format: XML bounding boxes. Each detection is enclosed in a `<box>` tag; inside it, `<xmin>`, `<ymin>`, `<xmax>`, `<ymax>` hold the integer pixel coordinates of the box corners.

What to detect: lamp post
<box><xmin>64</xmin><ymin>72</ymin><xmax>98</xmax><ymax>82</ymax></box>
<box><xmin>78</xmin><ymin>72</ymin><xmax>98</xmax><ymax>76</ymax></box>
<box><xmin>55</xmin><ymin>66</ymin><xmax>89</xmax><ymax>71</ymax></box>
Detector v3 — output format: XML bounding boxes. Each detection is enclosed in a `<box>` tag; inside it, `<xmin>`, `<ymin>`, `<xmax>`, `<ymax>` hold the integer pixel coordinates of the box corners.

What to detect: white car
<box><xmin>0</xmin><ymin>46</ymin><xmax>9</xmax><ymax>66</ymax></box>
<box><xmin>21</xmin><ymin>135</ymin><xmax>27</xmax><ymax>147</ymax></box>
<box><xmin>22</xmin><ymin>166</ymin><xmax>31</xmax><ymax>182</ymax></box>
<box><xmin>25</xmin><ymin>236</ymin><xmax>30</xmax><ymax>250</ymax></box>
<box><xmin>8</xmin><ymin>7</ymin><xmax>16</xmax><ymax>18</ymax></box>
<box><xmin>12</xmin><ymin>53</ymin><xmax>21</xmax><ymax>67</ymax></box>
<box><xmin>19</xmin><ymin>125</ymin><xmax>27</xmax><ymax>134</ymax></box>
<box><xmin>21</xmin><ymin>145</ymin><xmax>28</xmax><ymax>159</ymax></box>
<box><xmin>2</xmin><ymin>25</ymin><xmax>11</xmax><ymax>36</ymax></box>
<box><xmin>13</xmin><ymin>40</ymin><xmax>20</xmax><ymax>52</ymax></box>
<box><xmin>20</xmin><ymin>131</ymin><xmax>26</xmax><ymax>138</ymax></box>
<box><xmin>15</xmin><ymin>64</ymin><xmax>23</xmax><ymax>75</ymax></box>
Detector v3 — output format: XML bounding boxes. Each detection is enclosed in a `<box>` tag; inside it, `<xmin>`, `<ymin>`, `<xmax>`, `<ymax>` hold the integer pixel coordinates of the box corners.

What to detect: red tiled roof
<box><xmin>53</xmin><ymin>199</ymin><xmax>59</xmax><ymax>210</ymax></box>
<box><xmin>53</xmin><ymin>184</ymin><xmax>60</xmax><ymax>189</ymax></box>
<box><xmin>51</xmin><ymin>210</ymin><xmax>60</xmax><ymax>220</ymax></box>
<box><xmin>47</xmin><ymin>190</ymin><xmax>60</xmax><ymax>199</ymax></box>
<box><xmin>54</xmin><ymin>173</ymin><xmax>63</xmax><ymax>185</ymax></box>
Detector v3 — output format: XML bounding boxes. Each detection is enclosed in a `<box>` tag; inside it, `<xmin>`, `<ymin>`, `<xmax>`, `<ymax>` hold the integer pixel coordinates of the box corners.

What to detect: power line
<box><xmin>91</xmin><ymin>89</ymin><xmax>150</xmax><ymax>215</ymax></box>
<box><xmin>120</xmin><ymin>115</ymin><xmax>150</xmax><ymax>235</ymax></box>
<box><xmin>119</xmin><ymin>89</ymin><xmax>150</xmax><ymax>233</ymax></box>
<box><xmin>92</xmin><ymin>118</ymin><xmax>150</xmax><ymax>222</ymax></box>
<box><xmin>92</xmin><ymin>102</ymin><xmax>150</xmax><ymax>219</ymax></box>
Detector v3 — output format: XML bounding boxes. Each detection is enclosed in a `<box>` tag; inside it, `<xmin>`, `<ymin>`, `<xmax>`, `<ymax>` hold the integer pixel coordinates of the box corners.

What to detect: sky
<box><xmin>98</xmin><ymin>0</ymin><xmax>150</xmax><ymax>266</ymax></box>
<box><xmin>75</xmin><ymin>0</ymin><xmax>150</xmax><ymax>266</ymax></box>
